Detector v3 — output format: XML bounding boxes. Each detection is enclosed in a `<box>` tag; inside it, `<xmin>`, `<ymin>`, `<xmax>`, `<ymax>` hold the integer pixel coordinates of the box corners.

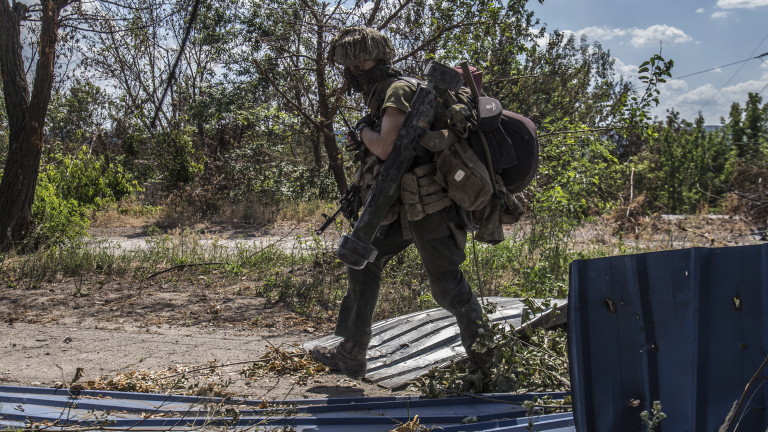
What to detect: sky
<box><xmin>529</xmin><ymin>0</ymin><xmax>768</xmax><ymax>125</ymax></box>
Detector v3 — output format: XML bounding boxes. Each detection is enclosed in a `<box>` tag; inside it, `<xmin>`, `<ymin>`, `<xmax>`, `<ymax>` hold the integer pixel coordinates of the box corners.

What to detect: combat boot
<box><xmin>310</xmin><ymin>339</ymin><xmax>368</xmax><ymax>379</ymax></box>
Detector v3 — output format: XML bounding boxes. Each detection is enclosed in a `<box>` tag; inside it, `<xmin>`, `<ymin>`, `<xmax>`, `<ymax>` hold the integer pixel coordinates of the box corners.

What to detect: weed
<box><xmin>389</xmin><ymin>415</ymin><xmax>434</xmax><ymax>432</ymax></box>
<box><xmin>641</xmin><ymin>400</ymin><xmax>667</xmax><ymax>432</ymax></box>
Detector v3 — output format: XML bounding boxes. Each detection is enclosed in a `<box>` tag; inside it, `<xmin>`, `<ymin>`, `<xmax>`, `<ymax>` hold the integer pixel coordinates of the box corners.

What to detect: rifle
<box><xmin>315</xmin><ymin>184</ymin><xmax>360</xmax><ymax>235</ymax></box>
<box><xmin>336</xmin><ymin>61</ymin><xmax>464</xmax><ymax>269</ymax></box>
<box><xmin>315</xmin><ymin>108</ymin><xmax>367</xmax><ymax>236</ymax></box>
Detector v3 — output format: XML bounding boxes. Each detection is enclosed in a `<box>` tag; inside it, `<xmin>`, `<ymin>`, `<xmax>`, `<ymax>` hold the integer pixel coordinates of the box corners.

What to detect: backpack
<box><xmin>436</xmin><ymin>69</ymin><xmax>540</xmax><ymax>244</ymax></box>
<box><xmin>468</xmin><ymin>110</ymin><xmax>539</xmax><ymax>194</ymax></box>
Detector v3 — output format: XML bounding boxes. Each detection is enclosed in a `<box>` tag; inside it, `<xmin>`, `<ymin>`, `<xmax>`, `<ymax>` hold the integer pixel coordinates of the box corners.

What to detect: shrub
<box><xmin>29</xmin><ymin>147</ymin><xmax>141</xmax><ymax>247</ymax></box>
<box><xmin>154</xmin><ymin>129</ymin><xmax>204</xmax><ymax>185</ymax></box>
<box><xmin>43</xmin><ymin>146</ymin><xmax>141</xmax><ymax>208</ymax></box>
<box><xmin>30</xmin><ymin>178</ymin><xmax>90</xmax><ymax>247</ymax></box>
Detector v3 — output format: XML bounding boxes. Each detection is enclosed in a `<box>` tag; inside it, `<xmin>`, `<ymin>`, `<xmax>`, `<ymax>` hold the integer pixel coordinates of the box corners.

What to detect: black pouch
<box><xmin>476</xmin><ymin>96</ymin><xmax>503</xmax><ymax>131</ymax></box>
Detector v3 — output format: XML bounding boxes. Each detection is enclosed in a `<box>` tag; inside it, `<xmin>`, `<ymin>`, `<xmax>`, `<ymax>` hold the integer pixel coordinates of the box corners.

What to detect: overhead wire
<box><xmin>759</xmin><ymin>57</ymin><xmax>768</xmax><ymax>96</ymax></box>
<box><xmin>697</xmin><ymin>30</ymin><xmax>768</xmax><ymax>113</ymax></box>
<box><xmin>675</xmin><ymin>52</ymin><xmax>768</xmax><ymax>80</ymax></box>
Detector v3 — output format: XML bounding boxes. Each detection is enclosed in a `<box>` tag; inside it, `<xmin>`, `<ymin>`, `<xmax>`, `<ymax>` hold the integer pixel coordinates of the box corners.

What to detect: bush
<box><xmin>154</xmin><ymin>129</ymin><xmax>204</xmax><ymax>185</ymax></box>
<box><xmin>29</xmin><ymin>147</ymin><xmax>141</xmax><ymax>246</ymax></box>
<box><xmin>634</xmin><ymin>113</ymin><xmax>734</xmax><ymax>214</ymax></box>
<box><xmin>30</xmin><ymin>178</ymin><xmax>90</xmax><ymax>247</ymax></box>
<box><xmin>43</xmin><ymin>146</ymin><xmax>141</xmax><ymax>208</ymax></box>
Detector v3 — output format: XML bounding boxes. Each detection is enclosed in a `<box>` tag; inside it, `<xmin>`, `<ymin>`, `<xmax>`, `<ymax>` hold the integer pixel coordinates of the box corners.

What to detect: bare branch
<box><xmin>250</xmin><ymin>57</ymin><xmax>325</xmax><ymax>133</ymax></box>
<box><xmin>365</xmin><ymin>0</ymin><xmax>381</xmax><ymax>27</ymax></box>
<box><xmin>394</xmin><ymin>20</ymin><xmax>477</xmax><ymax>63</ymax></box>
<box><xmin>377</xmin><ymin>0</ymin><xmax>414</xmax><ymax>30</ymax></box>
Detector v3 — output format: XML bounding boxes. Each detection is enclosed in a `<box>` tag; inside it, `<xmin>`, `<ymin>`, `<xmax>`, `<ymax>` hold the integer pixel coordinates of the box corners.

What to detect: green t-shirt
<box><xmin>380</xmin><ymin>79</ymin><xmax>417</xmax><ymax>115</ymax></box>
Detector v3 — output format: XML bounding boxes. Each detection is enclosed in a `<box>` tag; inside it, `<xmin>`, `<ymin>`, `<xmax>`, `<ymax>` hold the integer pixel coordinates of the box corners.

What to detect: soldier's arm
<box><xmin>360</xmin><ymin>107</ymin><xmax>406</xmax><ymax>160</ymax></box>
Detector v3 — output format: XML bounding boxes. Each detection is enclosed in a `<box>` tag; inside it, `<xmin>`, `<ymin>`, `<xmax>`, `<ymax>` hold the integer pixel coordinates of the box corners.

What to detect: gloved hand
<box><xmin>346</xmin><ymin>114</ymin><xmax>375</xmax><ymax>152</ymax></box>
<box><xmin>354</xmin><ymin>113</ymin><xmax>375</xmax><ymax>133</ymax></box>
<box><xmin>346</xmin><ymin>129</ymin><xmax>364</xmax><ymax>152</ymax></box>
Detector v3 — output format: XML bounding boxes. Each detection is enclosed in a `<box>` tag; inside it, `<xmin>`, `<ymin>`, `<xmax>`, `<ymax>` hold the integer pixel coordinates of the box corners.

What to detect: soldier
<box><xmin>310</xmin><ymin>27</ymin><xmax>489</xmax><ymax>379</ymax></box>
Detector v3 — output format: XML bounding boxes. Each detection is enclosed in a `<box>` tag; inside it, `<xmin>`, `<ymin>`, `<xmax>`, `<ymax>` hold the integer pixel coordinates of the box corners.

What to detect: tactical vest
<box><xmin>354</xmin><ymin>77</ymin><xmax>457</xmax><ymax>228</ymax></box>
<box><xmin>353</xmin><ymin>75</ymin><xmax>523</xmax><ymax>243</ymax></box>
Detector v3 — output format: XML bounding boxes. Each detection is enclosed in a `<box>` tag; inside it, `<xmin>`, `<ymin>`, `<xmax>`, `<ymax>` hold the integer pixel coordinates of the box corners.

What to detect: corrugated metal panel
<box><xmin>569</xmin><ymin>244</ymin><xmax>768</xmax><ymax>432</ymax></box>
<box><xmin>305</xmin><ymin>297</ymin><xmax>566</xmax><ymax>389</ymax></box>
<box><xmin>0</xmin><ymin>385</ymin><xmax>574</xmax><ymax>431</ymax></box>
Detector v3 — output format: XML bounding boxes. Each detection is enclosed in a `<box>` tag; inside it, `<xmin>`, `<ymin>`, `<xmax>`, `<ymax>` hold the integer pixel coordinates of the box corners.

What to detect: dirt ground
<box><xmin>0</xmin><ymin>220</ymin><xmax>419</xmax><ymax>400</ymax></box>
<box><xmin>0</xmin><ymin>214</ymin><xmax>763</xmax><ymax>401</ymax></box>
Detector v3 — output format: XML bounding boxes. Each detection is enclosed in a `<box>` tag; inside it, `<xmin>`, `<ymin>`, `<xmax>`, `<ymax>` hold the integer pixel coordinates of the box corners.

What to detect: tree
<box><xmin>0</xmin><ymin>0</ymin><xmax>72</xmax><ymax>252</ymax></box>
<box><xmin>726</xmin><ymin>102</ymin><xmax>744</xmax><ymax>148</ymax></box>
<box><xmin>0</xmin><ymin>0</ymin><xmax>179</xmax><ymax>251</ymax></box>
<box><xmin>743</xmin><ymin>92</ymin><xmax>766</xmax><ymax>160</ymax></box>
<box><xmin>636</xmin><ymin>111</ymin><xmax>734</xmax><ymax>213</ymax></box>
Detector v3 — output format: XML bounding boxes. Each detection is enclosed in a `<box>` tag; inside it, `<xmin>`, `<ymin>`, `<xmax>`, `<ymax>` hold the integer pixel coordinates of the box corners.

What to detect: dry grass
<box><xmin>76</xmin><ymin>362</ymin><xmax>231</xmax><ymax>397</ymax></box>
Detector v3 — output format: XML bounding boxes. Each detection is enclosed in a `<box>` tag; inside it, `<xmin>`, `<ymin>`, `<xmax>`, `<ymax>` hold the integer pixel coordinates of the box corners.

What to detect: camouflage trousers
<box><xmin>334</xmin><ymin>205</ymin><xmax>484</xmax><ymax>354</ymax></box>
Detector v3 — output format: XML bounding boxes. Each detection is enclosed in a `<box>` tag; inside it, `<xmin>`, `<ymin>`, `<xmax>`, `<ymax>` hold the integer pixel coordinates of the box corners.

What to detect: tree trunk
<box><xmin>314</xmin><ymin>23</ymin><xmax>347</xmax><ymax>196</ymax></box>
<box><xmin>0</xmin><ymin>0</ymin><xmax>67</xmax><ymax>252</ymax></box>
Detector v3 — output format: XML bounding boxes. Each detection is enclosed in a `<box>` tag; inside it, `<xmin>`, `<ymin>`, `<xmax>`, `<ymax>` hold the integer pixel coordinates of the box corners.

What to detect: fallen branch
<box><xmin>145</xmin><ymin>262</ymin><xmax>224</xmax><ymax>280</ymax></box>
<box><xmin>719</xmin><ymin>355</ymin><xmax>768</xmax><ymax>432</ymax></box>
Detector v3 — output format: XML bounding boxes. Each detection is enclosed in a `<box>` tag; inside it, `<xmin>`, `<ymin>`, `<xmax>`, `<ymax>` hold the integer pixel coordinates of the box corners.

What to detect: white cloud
<box><xmin>719</xmin><ymin>77</ymin><xmax>768</xmax><ymax>101</ymax></box>
<box><xmin>577</xmin><ymin>25</ymin><xmax>693</xmax><ymax>48</ymax></box>
<box><xmin>660</xmin><ymin>78</ymin><xmax>689</xmax><ymax>93</ymax></box>
<box><xmin>576</xmin><ymin>26</ymin><xmax>628</xmax><ymax>42</ymax></box>
<box><xmin>711</xmin><ymin>11</ymin><xmax>732</xmax><ymax>18</ymax></box>
<box><xmin>654</xmin><ymin>69</ymin><xmax>768</xmax><ymax>123</ymax></box>
<box><xmin>717</xmin><ymin>0</ymin><xmax>768</xmax><ymax>8</ymax></box>
<box><xmin>630</xmin><ymin>25</ymin><xmax>693</xmax><ymax>47</ymax></box>
<box><xmin>696</xmin><ymin>8</ymin><xmax>705</xmax><ymax>13</ymax></box>
<box><xmin>612</xmin><ymin>57</ymin><xmax>640</xmax><ymax>78</ymax></box>
<box><xmin>676</xmin><ymin>83</ymin><xmax>720</xmax><ymax>104</ymax></box>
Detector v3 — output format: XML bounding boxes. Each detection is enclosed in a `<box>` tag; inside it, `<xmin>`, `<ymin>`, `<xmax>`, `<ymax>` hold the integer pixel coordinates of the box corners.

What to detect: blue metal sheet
<box><xmin>0</xmin><ymin>385</ymin><xmax>574</xmax><ymax>431</ymax></box>
<box><xmin>569</xmin><ymin>244</ymin><xmax>768</xmax><ymax>432</ymax></box>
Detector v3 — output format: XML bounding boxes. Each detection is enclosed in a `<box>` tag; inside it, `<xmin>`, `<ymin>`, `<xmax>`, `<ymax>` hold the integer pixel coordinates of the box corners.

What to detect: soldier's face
<box><xmin>349</xmin><ymin>59</ymin><xmax>377</xmax><ymax>73</ymax></box>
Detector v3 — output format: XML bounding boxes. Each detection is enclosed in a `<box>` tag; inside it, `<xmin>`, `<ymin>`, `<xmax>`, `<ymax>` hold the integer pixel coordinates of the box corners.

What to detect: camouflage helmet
<box><xmin>328</xmin><ymin>27</ymin><xmax>395</xmax><ymax>67</ymax></box>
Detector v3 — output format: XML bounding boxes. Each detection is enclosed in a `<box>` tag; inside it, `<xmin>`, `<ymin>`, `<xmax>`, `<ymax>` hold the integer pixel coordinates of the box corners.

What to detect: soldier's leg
<box><xmin>334</xmin><ymin>222</ymin><xmax>412</xmax><ymax>342</ymax></box>
<box><xmin>409</xmin><ymin>208</ymin><xmax>486</xmax><ymax>362</ymax></box>
<box><xmin>312</xmin><ymin>222</ymin><xmax>411</xmax><ymax>378</ymax></box>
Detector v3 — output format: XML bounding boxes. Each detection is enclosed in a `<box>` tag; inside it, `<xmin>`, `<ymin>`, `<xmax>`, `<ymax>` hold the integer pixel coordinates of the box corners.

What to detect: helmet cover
<box><xmin>329</xmin><ymin>27</ymin><xmax>395</xmax><ymax>67</ymax></box>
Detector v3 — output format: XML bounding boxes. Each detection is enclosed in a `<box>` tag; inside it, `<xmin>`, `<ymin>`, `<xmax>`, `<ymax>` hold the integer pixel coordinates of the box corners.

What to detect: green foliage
<box><xmin>634</xmin><ymin>112</ymin><xmax>735</xmax><ymax>214</ymax></box>
<box><xmin>154</xmin><ymin>129</ymin><xmax>204</xmax><ymax>185</ymax></box>
<box><xmin>507</xmin><ymin>123</ymin><xmax>623</xmax><ymax>298</ymax></box>
<box><xmin>640</xmin><ymin>401</ymin><xmax>667</xmax><ymax>432</ymax></box>
<box><xmin>731</xmin><ymin>92</ymin><xmax>768</xmax><ymax>161</ymax></box>
<box><xmin>415</xmin><ymin>301</ymin><xmax>569</xmax><ymax>396</ymax></box>
<box><xmin>46</xmin><ymin>79</ymin><xmax>110</xmax><ymax>151</ymax></box>
<box><xmin>629</xmin><ymin>54</ymin><xmax>674</xmax><ymax>127</ymax></box>
<box><xmin>29</xmin><ymin>147</ymin><xmax>141</xmax><ymax>247</ymax></box>
<box><xmin>31</xmin><ymin>178</ymin><xmax>91</xmax><ymax>247</ymax></box>
<box><xmin>43</xmin><ymin>146</ymin><xmax>141</xmax><ymax>208</ymax></box>
<box><xmin>472</xmin><ymin>26</ymin><xmax>635</xmax><ymax>139</ymax></box>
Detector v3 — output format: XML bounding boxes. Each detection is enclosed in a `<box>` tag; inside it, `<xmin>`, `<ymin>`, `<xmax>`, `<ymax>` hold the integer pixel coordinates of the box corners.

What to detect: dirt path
<box><xmin>0</xmin><ymin>320</ymin><xmax>414</xmax><ymax>400</ymax></box>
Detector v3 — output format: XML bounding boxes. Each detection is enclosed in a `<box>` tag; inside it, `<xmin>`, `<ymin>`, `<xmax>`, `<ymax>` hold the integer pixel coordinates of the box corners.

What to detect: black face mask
<box><xmin>345</xmin><ymin>63</ymin><xmax>402</xmax><ymax>95</ymax></box>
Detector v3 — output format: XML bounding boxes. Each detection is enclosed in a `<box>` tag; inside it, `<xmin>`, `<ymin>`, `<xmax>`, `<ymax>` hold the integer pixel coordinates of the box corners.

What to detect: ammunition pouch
<box><xmin>401</xmin><ymin>163</ymin><xmax>452</xmax><ymax>221</ymax></box>
<box><xmin>433</xmin><ymin>132</ymin><xmax>493</xmax><ymax>212</ymax></box>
